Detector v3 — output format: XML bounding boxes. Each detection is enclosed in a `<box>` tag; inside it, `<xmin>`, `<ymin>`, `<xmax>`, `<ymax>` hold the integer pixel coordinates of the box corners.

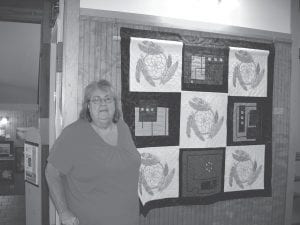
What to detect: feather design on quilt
<box><xmin>186</xmin><ymin>97</ymin><xmax>224</xmax><ymax>141</ymax></box>
<box><xmin>139</xmin><ymin>152</ymin><xmax>175</xmax><ymax>196</ymax></box>
<box><xmin>135</xmin><ymin>41</ymin><xmax>179</xmax><ymax>87</ymax></box>
<box><xmin>229</xmin><ymin>150</ymin><xmax>262</xmax><ymax>189</ymax></box>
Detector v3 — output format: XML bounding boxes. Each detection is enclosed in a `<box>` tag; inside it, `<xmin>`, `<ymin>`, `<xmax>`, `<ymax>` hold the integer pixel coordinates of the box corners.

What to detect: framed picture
<box><xmin>0</xmin><ymin>141</ymin><xmax>13</xmax><ymax>157</ymax></box>
<box><xmin>24</xmin><ymin>141</ymin><xmax>39</xmax><ymax>187</ymax></box>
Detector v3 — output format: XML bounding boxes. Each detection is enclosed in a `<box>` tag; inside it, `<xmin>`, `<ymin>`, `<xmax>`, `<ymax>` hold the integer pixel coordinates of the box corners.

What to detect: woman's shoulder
<box><xmin>117</xmin><ymin>119</ymin><xmax>131</xmax><ymax>131</ymax></box>
<box><xmin>60</xmin><ymin>119</ymin><xmax>89</xmax><ymax>138</ymax></box>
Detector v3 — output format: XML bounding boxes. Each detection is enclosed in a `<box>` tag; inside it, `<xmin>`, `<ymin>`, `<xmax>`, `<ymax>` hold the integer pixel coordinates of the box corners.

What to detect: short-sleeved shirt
<box><xmin>47</xmin><ymin>119</ymin><xmax>141</xmax><ymax>225</ymax></box>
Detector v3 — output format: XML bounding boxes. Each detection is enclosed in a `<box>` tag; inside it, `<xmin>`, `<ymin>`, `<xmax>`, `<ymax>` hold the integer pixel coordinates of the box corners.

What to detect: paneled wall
<box><xmin>78</xmin><ymin>15</ymin><xmax>291</xmax><ymax>225</ymax></box>
<box><xmin>0</xmin><ymin>105</ymin><xmax>39</xmax><ymax>147</ymax></box>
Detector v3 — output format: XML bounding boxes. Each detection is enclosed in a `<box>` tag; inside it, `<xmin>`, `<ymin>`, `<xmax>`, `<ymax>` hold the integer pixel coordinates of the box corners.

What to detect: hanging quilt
<box><xmin>121</xmin><ymin>28</ymin><xmax>274</xmax><ymax>215</ymax></box>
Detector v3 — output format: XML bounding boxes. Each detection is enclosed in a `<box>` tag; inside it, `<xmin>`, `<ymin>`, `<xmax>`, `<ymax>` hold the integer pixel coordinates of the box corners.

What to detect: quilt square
<box><xmin>138</xmin><ymin>147</ymin><xmax>179</xmax><ymax>206</ymax></box>
<box><xmin>224</xmin><ymin>145</ymin><xmax>265</xmax><ymax>192</ymax></box>
<box><xmin>130</xmin><ymin>37</ymin><xmax>183</xmax><ymax>92</ymax></box>
<box><xmin>123</xmin><ymin>92</ymin><xmax>181</xmax><ymax>148</ymax></box>
<box><xmin>183</xmin><ymin>45</ymin><xmax>228</xmax><ymax>92</ymax></box>
<box><xmin>228</xmin><ymin>47</ymin><xmax>269</xmax><ymax>97</ymax></box>
<box><xmin>180</xmin><ymin>148</ymin><xmax>224</xmax><ymax>197</ymax></box>
<box><xmin>135</xmin><ymin>105</ymin><xmax>169</xmax><ymax>136</ymax></box>
<box><xmin>180</xmin><ymin>91</ymin><xmax>228</xmax><ymax>148</ymax></box>
<box><xmin>227</xmin><ymin>97</ymin><xmax>272</xmax><ymax>145</ymax></box>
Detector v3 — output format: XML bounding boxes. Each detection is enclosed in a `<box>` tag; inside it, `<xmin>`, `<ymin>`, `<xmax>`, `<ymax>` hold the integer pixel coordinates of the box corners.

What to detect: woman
<box><xmin>45</xmin><ymin>80</ymin><xmax>141</xmax><ymax>225</ymax></box>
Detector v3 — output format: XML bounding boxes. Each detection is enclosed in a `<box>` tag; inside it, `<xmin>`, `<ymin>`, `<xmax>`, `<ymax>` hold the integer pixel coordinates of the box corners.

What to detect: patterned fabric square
<box><xmin>224</xmin><ymin>145</ymin><xmax>265</xmax><ymax>192</ymax></box>
<box><xmin>122</xmin><ymin>92</ymin><xmax>181</xmax><ymax>148</ymax></box>
<box><xmin>227</xmin><ymin>97</ymin><xmax>272</xmax><ymax>146</ymax></box>
<box><xmin>183</xmin><ymin>45</ymin><xmax>228</xmax><ymax>92</ymax></box>
<box><xmin>180</xmin><ymin>148</ymin><xmax>224</xmax><ymax>197</ymax></box>
<box><xmin>135</xmin><ymin>106</ymin><xmax>169</xmax><ymax>136</ymax></box>
<box><xmin>130</xmin><ymin>37</ymin><xmax>183</xmax><ymax>92</ymax></box>
<box><xmin>228</xmin><ymin>47</ymin><xmax>269</xmax><ymax>97</ymax></box>
<box><xmin>138</xmin><ymin>147</ymin><xmax>179</xmax><ymax>206</ymax></box>
<box><xmin>180</xmin><ymin>91</ymin><xmax>228</xmax><ymax>148</ymax></box>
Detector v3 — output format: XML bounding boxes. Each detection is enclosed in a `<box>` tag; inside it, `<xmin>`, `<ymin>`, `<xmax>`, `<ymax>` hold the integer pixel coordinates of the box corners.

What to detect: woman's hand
<box><xmin>45</xmin><ymin>163</ymin><xmax>79</xmax><ymax>225</ymax></box>
<box><xmin>61</xmin><ymin>210</ymin><xmax>79</xmax><ymax>225</ymax></box>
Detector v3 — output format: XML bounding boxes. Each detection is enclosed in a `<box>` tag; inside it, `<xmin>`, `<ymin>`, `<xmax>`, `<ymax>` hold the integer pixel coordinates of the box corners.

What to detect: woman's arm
<box><xmin>45</xmin><ymin>163</ymin><xmax>79</xmax><ymax>225</ymax></box>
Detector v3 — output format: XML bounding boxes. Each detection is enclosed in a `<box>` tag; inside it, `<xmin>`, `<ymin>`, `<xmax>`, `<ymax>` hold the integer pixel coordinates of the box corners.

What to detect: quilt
<box><xmin>121</xmin><ymin>28</ymin><xmax>274</xmax><ymax>215</ymax></box>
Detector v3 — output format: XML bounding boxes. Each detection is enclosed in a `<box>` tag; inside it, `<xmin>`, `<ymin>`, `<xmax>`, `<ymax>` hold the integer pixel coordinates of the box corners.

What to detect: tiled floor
<box><xmin>0</xmin><ymin>195</ymin><xmax>25</xmax><ymax>225</ymax></box>
<box><xmin>0</xmin><ymin>173</ymin><xmax>25</xmax><ymax>225</ymax></box>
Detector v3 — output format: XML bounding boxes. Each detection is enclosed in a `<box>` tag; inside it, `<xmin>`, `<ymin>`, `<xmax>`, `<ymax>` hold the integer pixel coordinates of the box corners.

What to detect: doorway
<box><xmin>0</xmin><ymin>21</ymin><xmax>41</xmax><ymax>225</ymax></box>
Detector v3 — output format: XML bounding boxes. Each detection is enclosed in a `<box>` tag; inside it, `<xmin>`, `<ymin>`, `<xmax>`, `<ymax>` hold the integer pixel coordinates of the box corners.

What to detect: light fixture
<box><xmin>0</xmin><ymin>117</ymin><xmax>9</xmax><ymax>127</ymax></box>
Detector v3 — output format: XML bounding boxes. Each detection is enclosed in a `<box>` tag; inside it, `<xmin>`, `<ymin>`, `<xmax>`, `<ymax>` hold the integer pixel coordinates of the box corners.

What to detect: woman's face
<box><xmin>88</xmin><ymin>88</ymin><xmax>116</xmax><ymax>128</ymax></box>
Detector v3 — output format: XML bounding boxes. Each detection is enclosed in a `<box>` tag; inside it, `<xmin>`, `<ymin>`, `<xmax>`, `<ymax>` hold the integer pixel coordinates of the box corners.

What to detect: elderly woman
<box><xmin>45</xmin><ymin>80</ymin><xmax>141</xmax><ymax>225</ymax></box>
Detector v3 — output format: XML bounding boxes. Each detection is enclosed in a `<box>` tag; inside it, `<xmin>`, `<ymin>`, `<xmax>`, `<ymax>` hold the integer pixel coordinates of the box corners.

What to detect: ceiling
<box><xmin>0</xmin><ymin>21</ymin><xmax>41</xmax><ymax>104</ymax></box>
<box><xmin>0</xmin><ymin>0</ymin><xmax>43</xmax><ymax>9</ymax></box>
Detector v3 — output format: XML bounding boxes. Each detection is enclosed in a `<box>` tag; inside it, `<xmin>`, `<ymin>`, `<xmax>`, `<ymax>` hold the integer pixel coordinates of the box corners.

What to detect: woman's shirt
<box><xmin>47</xmin><ymin>119</ymin><xmax>141</xmax><ymax>225</ymax></box>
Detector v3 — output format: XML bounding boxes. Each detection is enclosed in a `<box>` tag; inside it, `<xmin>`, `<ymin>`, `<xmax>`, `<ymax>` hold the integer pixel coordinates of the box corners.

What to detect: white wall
<box><xmin>80</xmin><ymin>0</ymin><xmax>291</xmax><ymax>33</ymax></box>
<box><xmin>0</xmin><ymin>22</ymin><xmax>40</xmax><ymax>104</ymax></box>
<box><xmin>0</xmin><ymin>83</ymin><xmax>37</xmax><ymax>104</ymax></box>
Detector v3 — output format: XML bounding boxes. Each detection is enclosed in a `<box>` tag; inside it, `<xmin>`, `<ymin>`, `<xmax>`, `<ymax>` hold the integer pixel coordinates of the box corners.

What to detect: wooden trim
<box><xmin>296</xmin><ymin>152</ymin><xmax>300</xmax><ymax>161</ymax></box>
<box><xmin>80</xmin><ymin>8</ymin><xmax>292</xmax><ymax>43</ymax></box>
<box><xmin>41</xmin><ymin>144</ymin><xmax>49</xmax><ymax>225</ymax></box>
<box><xmin>0</xmin><ymin>6</ymin><xmax>42</xmax><ymax>23</ymax></box>
<box><xmin>62</xmin><ymin>0</ymin><xmax>80</xmax><ymax>127</ymax></box>
<box><xmin>286</xmin><ymin>1</ymin><xmax>300</xmax><ymax>225</ymax></box>
<box><xmin>294</xmin><ymin>192</ymin><xmax>300</xmax><ymax>198</ymax></box>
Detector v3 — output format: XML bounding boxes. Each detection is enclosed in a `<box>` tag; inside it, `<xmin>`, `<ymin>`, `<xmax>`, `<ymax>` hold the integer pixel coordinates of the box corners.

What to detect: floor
<box><xmin>0</xmin><ymin>173</ymin><xmax>25</xmax><ymax>225</ymax></box>
<box><xmin>0</xmin><ymin>195</ymin><xmax>25</xmax><ymax>225</ymax></box>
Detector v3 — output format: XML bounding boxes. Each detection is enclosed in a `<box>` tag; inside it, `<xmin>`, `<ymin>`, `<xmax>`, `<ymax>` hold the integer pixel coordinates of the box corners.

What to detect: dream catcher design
<box><xmin>229</xmin><ymin>150</ymin><xmax>262</xmax><ymax>189</ymax></box>
<box><xmin>135</xmin><ymin>41</ymin><xmax>179</xmax><ymax>87</ymax></box>
<box><xmin>186</xmin><ymin>97</ymin><xmax>224</xmax><ymax>141</ymax></box>
<box><xmin>139</xmin><ymin>152</ymin><xmax>175</xmax><ymax>196</ymax></box>
<box><xmin>233</xmin><ymin>50</ymin><xmax>265</xmax><ymax>91</ymax></box>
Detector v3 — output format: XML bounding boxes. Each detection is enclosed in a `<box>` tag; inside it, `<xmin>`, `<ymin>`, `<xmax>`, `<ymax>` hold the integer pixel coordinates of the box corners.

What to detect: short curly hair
<box><xmin>79</xmin><ymin>79</ymin><xmax>121</xmax><ymax>123</ymax></box>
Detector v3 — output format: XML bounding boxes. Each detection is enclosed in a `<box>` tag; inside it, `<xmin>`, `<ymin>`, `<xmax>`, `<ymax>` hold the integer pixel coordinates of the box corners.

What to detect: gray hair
<box><xmin>79</xmin><ymin>79</ymin><xmax>121</xmax><ymax>123</ymax></box>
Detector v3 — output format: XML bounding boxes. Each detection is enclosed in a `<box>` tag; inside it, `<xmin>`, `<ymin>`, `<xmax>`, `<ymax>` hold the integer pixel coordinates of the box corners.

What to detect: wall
<box><xmin>0</xmin><ymin>83</ymin><xmax>37</xmax><ymax>104</ymax></box>
<box><xmin>80</xmin><ymin>0</ymin><xmax>291</xmax><ymax>34</ymax></box>
<box><xmin>0</xmin><ymin>104</ymin><xmax>39</xmax><ymax>146</ymax></box>
<box><xmin>76</xmin><ymin>14</ymin><xmax>291</xmax><ymax>225</ymax></box>
<box><xmin>0</xmin><ymin>22</ymin><xmax>40</xmax><ymax>105</ymax></box>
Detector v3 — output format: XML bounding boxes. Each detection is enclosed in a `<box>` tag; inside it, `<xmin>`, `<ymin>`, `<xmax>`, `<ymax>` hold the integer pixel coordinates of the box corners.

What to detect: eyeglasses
<box><xmin>89</xmin><ymin>96</ymin><xmax>114</xmax><ymax>105</ymax></box>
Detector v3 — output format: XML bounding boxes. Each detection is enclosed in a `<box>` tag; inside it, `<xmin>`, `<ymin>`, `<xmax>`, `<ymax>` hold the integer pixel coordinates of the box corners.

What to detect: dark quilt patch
<box><xmin>180</xmin><ymin>148</ymin><xmax>224</xmax><ymax>197</ymax></box>
<box><xmin>227</xmin><ymin>97</ymin><xmax>272</xmax><ymax>146</ymax></box>
<box><xmin>182</xmin><ymin>45</ymin><xmax>228</xmax><ymax>92</ymax></box>
<box><xmin>122</xmin><ymin>92</ymin><xmax>181</xmax><ymax>148</ymax></box>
